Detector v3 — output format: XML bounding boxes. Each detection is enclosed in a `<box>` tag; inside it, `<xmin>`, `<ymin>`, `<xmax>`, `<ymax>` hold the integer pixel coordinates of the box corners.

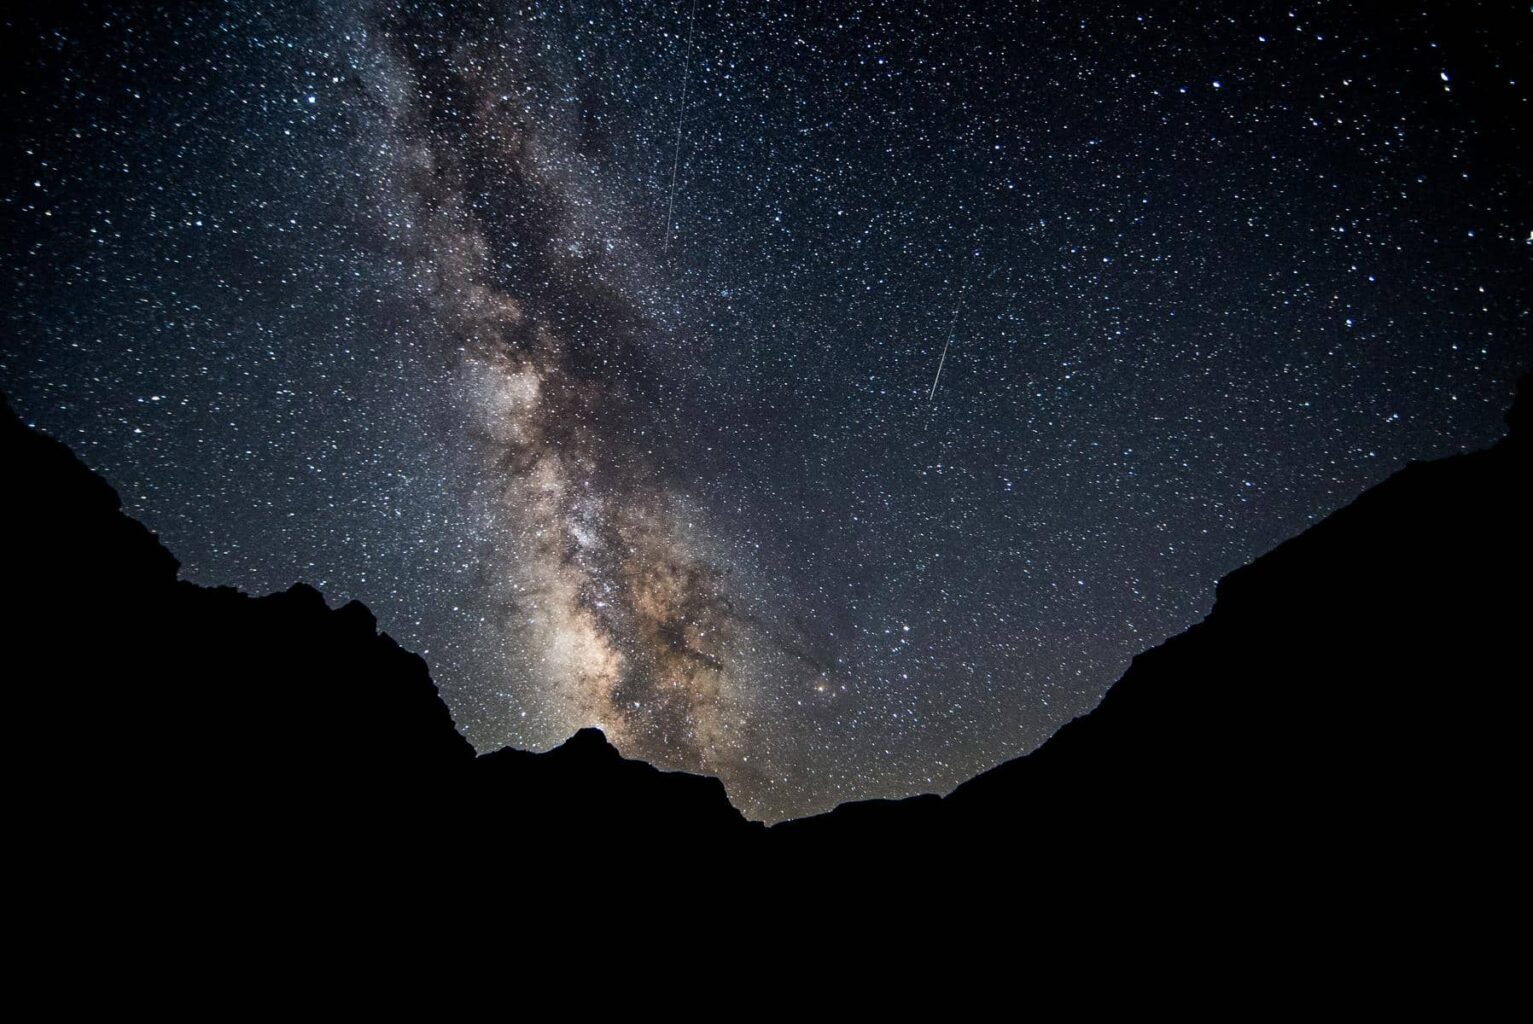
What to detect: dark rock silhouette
<box><xmin>779</xmin><ymin>384</ymin><xmax>1530</xmax><ymax>853</ymax></box>
<box><xmin>4</xmin><ymin>397</ymin><xmax>763</xmax><ymax>903</ymax></box>
<box><xmin>4</xmin><ymin>376</ymin><xmax>1528</xmax><ymax>936</ymax></box>
<box><xmin>769</xmin><ymin>375</ymin><xmax>1528</xmax><ymax>956</ymax></box>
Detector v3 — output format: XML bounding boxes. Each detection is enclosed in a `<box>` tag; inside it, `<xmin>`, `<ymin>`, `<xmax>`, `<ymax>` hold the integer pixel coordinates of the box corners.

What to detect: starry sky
<box><xmin>3</xmin><ymin>1</ymin><xmax>1529</xmax><ymax>821</ymax></box>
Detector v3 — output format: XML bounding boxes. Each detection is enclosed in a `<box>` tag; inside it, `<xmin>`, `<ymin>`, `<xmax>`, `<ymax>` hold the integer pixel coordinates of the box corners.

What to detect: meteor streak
<box><xmin>928</xmin><ymin>282</ymin><xmax>968</xmax><ymax>401</ymax></box>
<box><xmin>662</xmin><ymin>0</ymin><xmax>699</xmax><ymax>252</ymax></box>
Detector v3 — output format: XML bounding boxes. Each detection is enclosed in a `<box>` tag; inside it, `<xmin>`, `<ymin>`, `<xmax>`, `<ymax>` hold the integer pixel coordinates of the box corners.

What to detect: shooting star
<box><xmin>928</xmin><ymin>282</ymin><xmax>969</xmax><ymax>401</ymax></box>
<box><xmin>662</xmin><ymin>0</ymin><xmax>699</xmax><ymax>252</ymax></box>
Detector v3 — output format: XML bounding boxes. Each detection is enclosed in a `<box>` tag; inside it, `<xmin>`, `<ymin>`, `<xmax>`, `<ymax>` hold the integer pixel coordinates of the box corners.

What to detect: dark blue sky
<box><xmin>3</xmin><ymin>0</ymin><xmax>1529</xmax><ymax>819</ymax></box>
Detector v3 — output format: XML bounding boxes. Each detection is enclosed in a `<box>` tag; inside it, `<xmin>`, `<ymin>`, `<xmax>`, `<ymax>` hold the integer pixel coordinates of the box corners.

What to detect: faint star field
<box><xmin>2</xmin><ymin>0</ymin><xmax>1529</xmax><ymax>820</ymax></box>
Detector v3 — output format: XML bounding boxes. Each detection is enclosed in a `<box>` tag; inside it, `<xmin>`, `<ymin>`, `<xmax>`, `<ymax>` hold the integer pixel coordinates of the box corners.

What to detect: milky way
<box><xmin>3</xmin><ymin>1</ymin><xmax>1529</xmax><ymax>820</ymax></box>
<box><xmin>352</xmin><ymin>4</ymin><xmax>792</xmax><ymax>801</ymax></box>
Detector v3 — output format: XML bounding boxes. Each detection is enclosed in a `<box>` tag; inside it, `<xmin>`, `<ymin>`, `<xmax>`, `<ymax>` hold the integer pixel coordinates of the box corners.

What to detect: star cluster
<box><xmin>3</xmin><ymin>1</ymin><xmax>1528</xmax><ymax>820</ymax></box>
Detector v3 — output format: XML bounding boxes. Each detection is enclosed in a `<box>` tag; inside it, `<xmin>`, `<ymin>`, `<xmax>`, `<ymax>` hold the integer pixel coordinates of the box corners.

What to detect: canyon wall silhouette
<box><xmin>5</xmin><ymin>379</ymin><xmax>1526</xmax><ymax>938</ymax></box>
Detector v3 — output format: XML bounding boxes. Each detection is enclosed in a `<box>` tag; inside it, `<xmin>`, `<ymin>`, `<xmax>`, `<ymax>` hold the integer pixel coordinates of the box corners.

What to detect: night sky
<box><xmin>3</xmin><ymin>1</ymin><xmax>1529</xmax><ymax>821</ymax></box>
